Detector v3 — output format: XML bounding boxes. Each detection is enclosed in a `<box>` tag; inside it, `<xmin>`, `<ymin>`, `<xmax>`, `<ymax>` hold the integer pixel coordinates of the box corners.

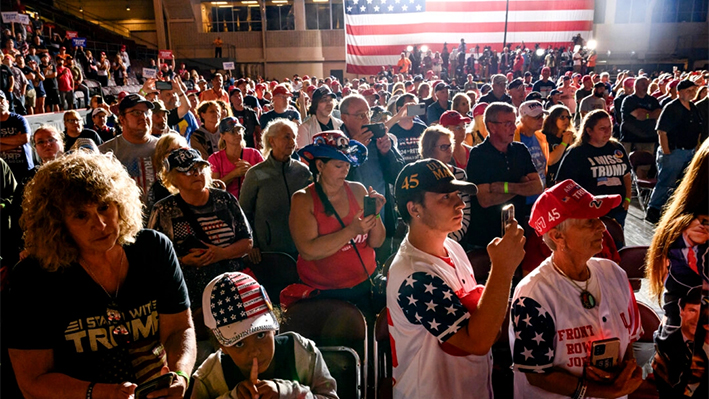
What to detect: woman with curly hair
<box><xmin>7</xmin><ymin>152</ymin><xmax>196</xmax><ymax>399</ymax></box>
<box><xmin>646</xmin><ymin>138</ymin><xmax>709</xmax><ymax>398</ymax></box>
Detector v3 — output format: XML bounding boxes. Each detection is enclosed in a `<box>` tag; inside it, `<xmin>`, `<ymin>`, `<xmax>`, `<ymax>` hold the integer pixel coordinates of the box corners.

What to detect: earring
<box><xmin>416</xmin><ymin>215</ymin><xmax>420</xmax><ymax>218</ymax></box>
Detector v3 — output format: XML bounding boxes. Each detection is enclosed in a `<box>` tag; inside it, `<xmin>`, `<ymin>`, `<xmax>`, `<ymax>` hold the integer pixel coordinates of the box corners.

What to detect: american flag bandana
<box><xmin>202</xmin><ymin>272</ymin><xmax>279</xmax><ymax>347</ymax></box>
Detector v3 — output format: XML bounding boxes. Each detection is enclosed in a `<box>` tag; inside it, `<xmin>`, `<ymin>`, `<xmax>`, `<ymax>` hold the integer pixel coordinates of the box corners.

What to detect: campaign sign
<box><xmin>16</xmin><ymin>14</ymin><xmax>30</xmax><ymax>25</ymax></box>
<box><xmin>1</xmin><ymin>12</ymin><xmax>17</xmax><ymax>23</ymax></box>
<box><xmin>66</xmin><ymin>31</ymin><xmax>79</xmax><ymax>39</ymax></box>
<box><xmin>158</xmin><ymin>50</ymin><xmax>173</xmax><ymax>60</ymax></box>
<box><xmin>72</xmin><ymin>38</ymin><xmax>87</xmax><ymax>48</ymax></box>
<box><xmin>142</xmin><ymin>68</ymin><xmax>157</xmax><ymax>78</ymax></box>
<box><xmin>223</xmin><ymin>62</ymin><xmax>235</xmax><ymax>70</ymax></box>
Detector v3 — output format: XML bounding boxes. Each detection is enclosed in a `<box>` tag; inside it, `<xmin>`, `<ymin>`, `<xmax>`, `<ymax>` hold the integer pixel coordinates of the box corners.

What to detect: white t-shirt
<box><xmin>509</xmin><ymin>257</ymin><xmax>642</xmax><ymax>399</ymax></box>
<box><xmin>387</xmin><ymin>236</ymin><xmax>494</xmax><ymax>399</ymax></box>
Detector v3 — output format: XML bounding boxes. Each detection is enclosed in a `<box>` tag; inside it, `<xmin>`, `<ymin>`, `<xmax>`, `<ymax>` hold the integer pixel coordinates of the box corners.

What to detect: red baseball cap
<box><xmin>439</xmin><ymin>110</ymin><xmax>471</xmax><ymax>127</ymax></box>
<box><xmin>582</xmin><ymin>75</ymin><xmax>592</xmax><ymax>83</ymax></box>
<box><xmin>269</xmin><ymin>81</ymin><xmax>278</xmax><ymax>89</ymax></box>
<box><xmin>361</xmin><ymin>88</ymin><xmax>378</xmax><ymax>97</ymax></box>
<box><xmin>472</xmin><ymin>102</ymin><xmax>488</xmax><ymax>118</ymax></box>
<box><xmin>668</xmin><ymin>79</ymin><xmax>680</xmax><ymax>89</ymax></box>
<box><xmin>303</xmin><ymin>75</ymin><xmax>310</xmax><ymax>80</ymax></box>
<box><xmin>541</xmin><ymin>67</ymin><xmax>551</xmax><ymax>74</ymax></box>
<box><xmin>529</xmin><ymin>179</ymin><xmax>622</xmax><ymax>236</ymax></box>
<box><xmin>342</xmin><ymin>87</ymin><xmax>351</xmax><ymax>96</ymax></box>
<box><xmin>272</xmin><ymin>84</ymin><xmax>292</xmax><ymax>96</ymax></box>
<box><xmin>306</xmin><ymin>85</ymin><xmax>317</xmax><ymax>96</ymax></box>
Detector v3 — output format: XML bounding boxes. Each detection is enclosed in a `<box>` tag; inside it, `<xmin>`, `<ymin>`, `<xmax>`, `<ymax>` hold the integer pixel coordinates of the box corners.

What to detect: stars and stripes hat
<box><xmin>202</xmin><ymin>272</ymin><xmax>279</xmax><ymax>347</ymax></box>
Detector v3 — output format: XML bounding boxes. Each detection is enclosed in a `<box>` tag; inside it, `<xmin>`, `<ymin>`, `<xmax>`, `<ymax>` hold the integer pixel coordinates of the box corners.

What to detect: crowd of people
<box><xmin>1</xmin><ymin>31</ymin><xmax>708</xmax><ymax>399</ymax></box>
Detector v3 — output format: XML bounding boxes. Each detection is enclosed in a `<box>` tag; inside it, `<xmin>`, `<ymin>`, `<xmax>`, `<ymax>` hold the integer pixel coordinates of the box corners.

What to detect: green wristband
<box><xmin>624</xmin><ymin>197</ymin><xmax>631</xmax><ymax>203</ymax></box>
<box><xmin>174</xmin><ymin>370</ymin><xmax>190</xmax><ymax>386</ymax></box>
<box><xmin>375</xmin><ymin>214</ymin><xmax>380</xmax><ymax>219</ymax></box>
<box><xmin>503</xmin><ymin>182</ymin><xmax>509</xmax><ymax>194</ymax></box>
<box><xmin>560</xmin><ymin>142</ymin><xmax>568</xmax><ymax>147</ymax></box>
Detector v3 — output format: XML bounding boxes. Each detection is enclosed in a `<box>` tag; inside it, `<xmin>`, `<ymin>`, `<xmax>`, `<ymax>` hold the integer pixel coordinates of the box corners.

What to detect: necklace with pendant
<box><xmin>551</xmin><ymin>257</ymin><xmax>596</xmax><ymax>309</ymax></box>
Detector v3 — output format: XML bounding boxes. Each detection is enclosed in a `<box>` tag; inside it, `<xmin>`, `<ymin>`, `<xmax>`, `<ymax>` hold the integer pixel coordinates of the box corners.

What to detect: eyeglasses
<box><xmin>343</xmin><ymin>111</ymin><xmax>372</xmax><ymax>120</ymax></box>
<box><xmin>106</xmin><ymin>301</ymin><xmax>132</xmax><ymax>346</ymax></box>
<box><xmin>35</xmin><ymin>137</ymin><xmax>58</xmax><ymax>146</ymax></box>
<box><xmin>438</xmin><ymin>143</ymin><xmax>452</xmax><ymax>151</ymax></box>
<box><xmin>124</xmin><ymin>109</ymin><xmax>152</xmax><ymax>118</ymax></box>
<box><xmin>529</xmin><ymin>114</ymin><xmax>545</xmax><ymax>120</ymax></box>
<box><xmin>65</xmin><ymin>119</ymin><xmax>81</xmax><ymax>123</ymax></box>
<box><xmin>488</xmin><ymin>121</ymin><xmax>516</xmax><ymax>129</ymax></box>
<box><xmin>180</xmin><ymin>164</ymin><xmax>206</xmax><ymax>176</ymax></box>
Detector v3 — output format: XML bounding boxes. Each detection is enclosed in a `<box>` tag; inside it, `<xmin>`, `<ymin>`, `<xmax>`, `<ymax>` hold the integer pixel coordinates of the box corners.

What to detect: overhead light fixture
<box><xmin>126</xmin><ymin>3</ymin><xmax>131</xmax><ymax>10</ymax></box>
<box><xmin>211</xmin><ymin>1</ymin><xmax>228</xmax><ymax>3</ymax></box>
<box><xmin>272</xmin><ymin>0</ymin><xmax>287</xmax><ymax>3</ymax></box>
<box><xmin>241</xmin><ymin>1</ymin><xmax>258</xmax><ymax>3</ymax></box>
<box><xmin>79</xmin><ymin>6</ymin><xmax>83</xmax><ymax>11</ymax></box>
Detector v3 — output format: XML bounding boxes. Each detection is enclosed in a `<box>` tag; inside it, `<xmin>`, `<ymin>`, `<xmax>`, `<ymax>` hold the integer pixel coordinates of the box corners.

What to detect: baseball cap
<box><xmin>272</xmin><ymin>84</ymin><xmax>292</xmax><ymax>96</ymax></box>
<box><xmin>91</xmin><ymin>107</ymin><xmax>109</xmax><ymax>117</ymax></box>
<box><xmin>526</xmin><ymin>91</ymin><xmax>543</xmax><ymax>102</ymax></box>
<box><xmin>434</xmin><ymin>82</ymin><xmax>450</xmax><ymax>92</ymax></box>
<box><xmin>549</xmin><ymin>89</ymin><xmax>562</xmax><ymax>97</ymax></box>
<box><xmin>202</xmin><ymin>272</ymin><xmax>279</xmax><ymax>347</ymax></box>
<box><xmin>472</xmin><ymin>102</ymin><xmax>488</xmax><ymax>118</ymax></box>
<box><xmin>119</xmin><ymin>94</ymin><xmax>154</xmax><ymax>112</ymax></box>
<box><xmin>152</xmin><ymin>100</ymin><xmax>170</xmax><ymax>113</ymax></box>
<box><xmin>298</xmin><ymin>131</ymin><xmax>368</xmax><ymax>167</ymax></box>
<box><xmin>668</xmin><ymin>79</ymin><xmax>680</xmax><ymax>89</ymax></box>
<box><xmin>361</xmin><ymin>88</ymin><xmax>379</xmax><ymax>97</ymax></box>
<box><xmin>395</xmin><ymin>159</ymin><xmax>477</xmax><ymax>213</ymax></box>
<box><xmin>529</xmin><ymin>179</ymin><xmax>621</xmax><ymax>236</ymax></box>
<box><xmin>413</xmin><ymin>75</ymin><xmax>423</xmax><ymax>82</ymax></box>
<box><xmin>219</xmin><ymin>116</ymin><xmax>245</xmax><ymax>133</ymax></box>
<box><xmin>519</xmin><ymin>100</ymin><xmax>548</xmax><ymax>118</ymax></box>
<box><xmin>594</xmin><ymin>82</ymin><xmax>606</xmax><ymax>89</ymax></box>
<box><xmin>68</xmin><ymin>138</ymin><xmax>99</xmax><ymax>154</ymax></box>
<box><xmin>582</xmin><ymin>75</ymin><xmax>592</xmax><ymax>83</ymax></box>
<box><xmin>677</xmin><ymin>80</ymin><xmax>697</xmax><ymax>91</ymax></box>
<box><xmin>623</xmin><ymin>78</ymin><xmax>635</xmax><ymax>88</ymax></box>
<box><xmin>439</xmin><ymin>110</ymin><xmax>471</xmax><ymax>127</ymax></box>
<box><xmin>312</xmin><ymin>86</ymin><xmax>337</xmax><ymax>103</ymax></box>
<box><xmin>541</xmin><ymin>67</ymin><xmax>551</xmax><ymax>74</ymax></box>
<box><xmin>306</xmin><ymin>85</ymin><xmax>318</xmax><ymax>97</ymax></box>
<box><xmin>507</xmin><ymin>78</ymin><xmax>524</xmax><ymax>90</ymax></box>
<box><xmin>524</xmin><ymin>71</ymin><xmax>532</xmax><ymax>77</ymax></box>
<box><xmin>165</xmin><ymin>148</ymin><xmax>209</xmax><ymax>173</ymax></box>
<box><xmin>229</xmin><ymin>88</ymin><xmax>242</xmax><ymax>96</ymax></box>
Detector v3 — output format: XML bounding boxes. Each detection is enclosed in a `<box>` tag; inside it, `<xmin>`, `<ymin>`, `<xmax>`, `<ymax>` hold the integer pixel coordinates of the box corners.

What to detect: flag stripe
<box><xmin>345</xmin><ymin>0</ymin><xmax>595</xmax><ymax>74</ymax></box>
<box><xmin>346</xmin><ymin>21</ymin><xmax>593</xmax><ymax>36</ymax></box>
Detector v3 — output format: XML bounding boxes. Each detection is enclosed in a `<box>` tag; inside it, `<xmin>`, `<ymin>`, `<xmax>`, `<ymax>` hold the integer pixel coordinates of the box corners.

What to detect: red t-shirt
<box><xmin>56</xmin><ymin>66</ymin><xmax>73</xmax><ymax>92</ymax></box>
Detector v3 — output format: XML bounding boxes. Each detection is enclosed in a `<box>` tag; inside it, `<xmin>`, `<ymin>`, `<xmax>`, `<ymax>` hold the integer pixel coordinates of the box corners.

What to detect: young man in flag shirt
<box><xmin>387</xmin><ymin>158</ymin><xmax>526</xmax><ymax>398</ymax></box>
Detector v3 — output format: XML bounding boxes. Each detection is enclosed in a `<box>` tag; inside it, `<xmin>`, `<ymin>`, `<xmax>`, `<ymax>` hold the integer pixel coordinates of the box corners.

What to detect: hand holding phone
<box><xmin>155</xmin><ymin>80</ymin><xmax>173</xmax><ymax>91</ymax></box>
<box><xmin>501</xmin><ymin>204</ymin><xmax>515</xmax><ymax>234</ymax></box>
<box><xmin>590</xmin><ymin>338</ymin><xmax>621</xmax><ymax>370</ymax></box>
<box><xmin>406</xmin><ymin>103</ymin><xmax>426</xmax><ymax>116</ymax></box>
<box><xmin>363</xmin><ymin>196</ymin><xmax>377</xmax><ymax>217</ymax></box>
<box><xmin>134</xmin><ymin>373</ymin><xmax>174</xmax><ymax>399</ymax></box>
<box><xmin>362</xmin><ymin>123</ymin><xmax>386</xmax><ymax>139</ymax></box>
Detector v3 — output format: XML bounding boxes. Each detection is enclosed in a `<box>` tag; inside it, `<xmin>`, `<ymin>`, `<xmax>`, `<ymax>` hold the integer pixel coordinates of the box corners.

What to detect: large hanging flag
<box><xmin>345</xmin><ymin>0</ymin><xmax>595</xmax><ymax>75</ymax></box>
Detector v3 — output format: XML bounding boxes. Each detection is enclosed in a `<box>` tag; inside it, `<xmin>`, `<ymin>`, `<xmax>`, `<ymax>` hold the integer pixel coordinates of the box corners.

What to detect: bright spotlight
<box><xmin>607</xmin><ymin>50</ymin><xmax>611</xmax><ymax>56</ymax></box>
<box><xmin>406</xmin><ymin>45</ymin><xmax>413</xmax><ymax>52</ymax></box>
<box><xmin>587</xmin><ymin>40</ymin><xmax>597</xmax><ymax>50</ymax></box>
<box><xmin>573</xmin><ymin>45</ymin><xmax>581</xmax><ymax>53</ymax></box>
<box><xmin>535</xmin><ymin>48</ymin><xmax>545</xmax><ymax>57</ymax></box>
<box><xmin>421</xmin><ymin>45</ymin><xmax>429</xmax><ymax>53</ymax></box>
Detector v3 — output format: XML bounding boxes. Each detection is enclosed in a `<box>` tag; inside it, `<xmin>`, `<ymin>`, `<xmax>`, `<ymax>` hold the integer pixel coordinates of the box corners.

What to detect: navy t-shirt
<box><xmin>6</xmin><ymin>230</ymin><xmax>190</xmax><ymax>384</ymax></box>
<box><xmin>556</xmin><ymin>141</ymin><xmax>630</xmax><ymax>199</ymax></box>
<box><xmin>259</xmin><ymin>109</ymin><xmax>301</xmax><ymax>130</ymax></box>
<box><xmin>389</xmin><ymin>120</ymin><xmax>427</xmax><ymax>163</ymax></box>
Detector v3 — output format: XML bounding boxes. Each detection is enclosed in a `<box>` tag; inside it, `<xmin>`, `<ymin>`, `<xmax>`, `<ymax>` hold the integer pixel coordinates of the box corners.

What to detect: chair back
<box><xmin>374</xmin><ymin>311</ymin><xmax>392</xmax><ymax>399</ymax></box>
<box><xmin>320</xmin><ymin>346</ymin><xmax>363</xmax><ymax>399</ymax></box>
<box><xmin>281</xmin><ymin>299</ymin><xmax>368</xmax><ymax>396</ymax></box>
<box><xmin>637</xmin><ymin>301</ymin><xmax>660</xmax><ymax>343</ymax></box>
<box><xmin>243</xmin><ymin>252</ymin><xmax>298</xmax><ymax>305</ymax></box>
<box><xmin>629</xmin><ymin>150</ymin><xmax>657</xmax><ymax>179</ymax></box>
<box><xmin>619</xmin><ymin>246</ymin><xmax>649</xmax><ymax>287</ymax></box>
<box><xmin>601</xmin><ymin>216</ymin><xmax>625</xmax><ymax>249</ymax></box>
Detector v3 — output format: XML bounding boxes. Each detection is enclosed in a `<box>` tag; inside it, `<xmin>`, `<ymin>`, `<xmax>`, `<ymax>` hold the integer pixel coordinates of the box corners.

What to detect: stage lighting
<box><xmin>587</xmin><ymin>40</ymin><xmax>597</xmax><ymax>50</ymax></box>
<box><xmin>573</xmin><ymin>45</ymin><xmax>581</xmax><ymax>53</ymax></box>
<box><xmin>535</xmin><ymin>48</ymin><xmax>545</xmax><ymax>57</ymax></box>
<box><xmin>406</xmin><ymin>45</ymin><xmax>413</xmax><ymax>52</ymax></box>
<box><xmin>421</xmin><ymin>45</ymin><xmax>428</xmax><ymax>53</ymax></box>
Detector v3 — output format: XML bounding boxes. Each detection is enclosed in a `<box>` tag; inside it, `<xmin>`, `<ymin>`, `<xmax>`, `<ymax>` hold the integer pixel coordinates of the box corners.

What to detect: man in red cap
<box><xmin>439</xmin><ymin>110</ymin><xmax>472</xmax><ymax>169</ymax></box>
<box><xmin>361</xmin><ymin>87</ymin><xmax>379</xmax><ymax>107</ymax></box>
<box><xmin>658</xmin><ymin>79</ymin><xmax>679</xmax><ymax>107</ymax></box>
<box><xmin>259</xmin><ymin>84</ymin><xmax>301</xmax><ymax>130</ymax></box>
<box><xmin>510</xmin><ymin>179</ymin><xmax>642</xmax><ymax>399</ymax></box>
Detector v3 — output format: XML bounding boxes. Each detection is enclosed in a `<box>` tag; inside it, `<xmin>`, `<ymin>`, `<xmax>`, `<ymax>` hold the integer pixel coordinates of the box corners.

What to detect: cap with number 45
<box><xmin>395</xmin><ymin>159</ymin><xmax>477</xmax><ymax>214</ymax></box>
<box><xmin>529</xmin><ymin>179</ymin><xmax>621</xmax><ymax>236</ymax></box>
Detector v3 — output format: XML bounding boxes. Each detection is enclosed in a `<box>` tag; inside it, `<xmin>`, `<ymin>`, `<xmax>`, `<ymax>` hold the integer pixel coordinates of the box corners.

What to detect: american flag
<box><xmin>510</xmin><ymin>296</ymin><xmax>557</xmax><ymax>373</ymax></box>
<box><xmin>210</xmin><ymin>274</ymin><xmax>271</xmax><ymax>327</ymax></box>
<box><xmin>396</xmin><ymin>271</ymin><xmax>470</xmax><ymax>342</ymax></box>
<box><xmin>345</xmin><ymin>0</ymin><xmax>595</xmax><ymax>75</ymax></box>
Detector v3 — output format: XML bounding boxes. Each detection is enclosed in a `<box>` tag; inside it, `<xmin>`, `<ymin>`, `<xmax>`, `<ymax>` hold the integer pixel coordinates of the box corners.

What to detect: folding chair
<box><xmin>619</xmin><ymin>246</ymin><xmax>649</xmax><ymax>291</ymax></box>
<box><xmin>242</xmin><ymin>251</ymin><xmax>298</xmax><ymax>305</ymax></box>
<box><xmin>374</xmin><ymin>311</ymin><xmax>392</xmax><ymax>399</ymax></box>
<box><xmin>629</xmin><ymin>151</ymin><xmax>657</xmax><ymax>212</ymax></box>
<box><xmin>281</xmin><ymin>299</ymin><xmax>367</xmax><ymax>399</ymax></box>
<box><xmin>467</xmin><ymin>249</ymin><xmax>492</xmax><ymax>285</ymax></box>
<box><xmin>320</xmin><ymin>346</ymin><xmax>362</xmax><ymax>399</ymax></box>
<box><xmin>601</xmin><ymin>216</ymin><xmax>625</xmax><ymax>249</ymax></box>
<box><xmin>630</xmin><ymin>301</ymin><xmax>661</xmax><ymax>399</ymax></box>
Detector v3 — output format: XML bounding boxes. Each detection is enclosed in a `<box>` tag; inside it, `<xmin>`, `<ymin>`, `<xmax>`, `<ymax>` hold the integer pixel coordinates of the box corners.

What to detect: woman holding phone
<box><xmin>509</xmin><ymin>179</ymin><xmax>643</xmax><ymax>399</ymax></box>
<box><xmin>287</xmin><ymin>131</ymin><xmax>385</xmax><ymax>314</ymax></box>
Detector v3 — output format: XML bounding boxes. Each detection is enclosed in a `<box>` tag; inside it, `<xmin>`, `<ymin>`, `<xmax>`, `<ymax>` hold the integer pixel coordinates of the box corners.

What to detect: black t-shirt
<box><xmin>613</xmin><ymin>93</ymin><xmax>627</xmax><ymax>123</ymax></box>
<box><xmin>231</xmin><ymin>106</ymin><xmax>260</xmax><ymax>148</ymax></box>
<box><xmin>656</xmin><ymin>98</ymin><xmax>704</xmax><ymax>150</ymax></box>
<box><xmin>466</xmin><ymin>138</ymin><xmax>536</xmax><ymax>248</ymax></box>
<box><xmin>259</xmin><ymin>109</ymin><xmax>301</xmax><ymax>130</ymax></box>
<box><xmin>479</xmin><ymin>92</ymin><xmax>512</xmax><ymax>105</ymax></box>
<box><xmin>63</xmin><ymin>128</ymin><xmax>104</xmax><ymax>152</ymax></box>
<box><xmin>556</xmin><ymin>141</ymin><xmax>630</xmax><ymax>199</ymax></box>
<box><xmin>41</xmin><ymin>63</ymin><xmax>58</xmax><ymax>91</ymax></box>
<box><xmin>532</xmin><ymin>80</ymin><xmax>556</xmax><ymax>99</ymax></box>
<box><xmin>621</xmin><ymin>94</ymin><xmax>661</xmax><ymax>122</ymax></box>
<box><xmin>6</xmin><ymin>230</ymin><xmax>190</xmax><ymax>383</ymax></box>
<box><xmin>389</xmin><ymin>120</ymin><xmax>427</xmax><ymax>163</ymax></box>
<box><xmin>318</xmin><ymin>118</ymin><xmax>334</xmax><ymax>132</ymax></box>
<box><xmin>543</xmin><ymin>130</ymin><xmax>565</xmax><ymax>186</ymax></box>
